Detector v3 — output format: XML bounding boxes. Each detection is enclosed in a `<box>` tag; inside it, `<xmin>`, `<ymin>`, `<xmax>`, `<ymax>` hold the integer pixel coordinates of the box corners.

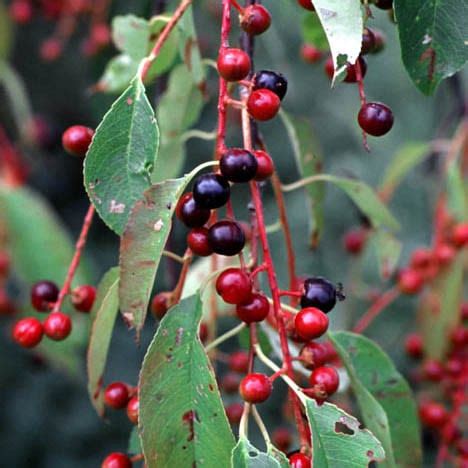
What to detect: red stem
<box><xmin>354</xmin><ymin>59</ymin><xmax>370</xmax><ymax>152</ymax></box>
<box><xmin>52</xmin><ymin>204</ymin><xmax>95</xmax><ymax>313</ymax></box>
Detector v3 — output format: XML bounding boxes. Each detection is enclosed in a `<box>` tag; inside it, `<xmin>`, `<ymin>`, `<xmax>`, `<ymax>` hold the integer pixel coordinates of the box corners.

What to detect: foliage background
<box><xmin>0</xmin><ymin>0</ymin><xmax>465</xmax><ymax>466</ymax></box>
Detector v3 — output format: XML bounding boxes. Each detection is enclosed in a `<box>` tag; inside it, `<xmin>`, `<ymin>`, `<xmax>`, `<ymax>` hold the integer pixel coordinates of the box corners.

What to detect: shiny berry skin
<box><xmin>220</xmin><ymin>148</ymin><xmax>258</xmax><ymax>183</ymax></box>
<box><xmin>289</xmin><ymin>453</ymin><xmax>312</xmax><ymax>468</ymax></box>
<box><xmin>301</xmin><ymin>44</ymin><xmax>322</xmax><ymax>63</ymax></box>
<box><xmin>418</xmin><ymin>401</ymin><xmax>447</xmax><ymax>428</ymax></box>
<box><xmin>104</xmin><ymin>382</ymin><xmax>130</xmax><ymax>409</ymax></box>
<box><xmin>247</xmin><ymin>89</ymin><xmax>281</xmax><ymax>121</ymax></box>
<box><xmin>344</xmin><ymin>57</ymin><xmax>368</xmax><ymax>83</ymax></box>
<box><xmin>225</xmin><ymin>402</ymin><xmax>244</xmax><ymax>424</ymax></box>
<box><xmin>358</xmin><ymin>102</ymin><xmax>394</xmax><ymax>136</ymax></box>
<box><xmin>176</xmin><ymin>192</ymin><xmax>211</xmax><ymax>228</ymax></box>
<box><xmin>253</xmin><ymin>150</ymin><xmax>274</xmax><ymax>181</ymax></box>
<box><xmin>101</xmin><ymin>452</ymin><xmax>132</xmax><ymax>468</ymax></box>
<box><xmin>253</xmin><ymin>70</ymin><xmax>288</xmax><ymax>101</ymax></box>
<box><xmin>343</xmin><ymin>228</ymin><xmax>366</xmax><ymax>255</ymax></box>
<box><xmin>295</xmin><ymin>307</ymin><xmax>329</xmax><ymax>340</ymax></box>
<box><xmin>228</xmin><ymin>350</ymin><xmax>250</xmax><ymax>374</ymax></box>
<box><xmin>236</xmin><ymin>293</ymin><xmax>270</xmax><ymax>323</ymax></box>
<box><xmin>361</xmin><ymin>28</ymin><xmax>376</xmax><ymax>54</ymax></box>
<box><xmin>187</xmin><ymin>227</ymin><xmax>213</xmax><ymax>256</ymax></box>
<box><xmin>397</xmin><ymin>268</ymin><xmax>424</xmax><ymax>295</ymax></box>
<box><xmin>272</xmin><ymin>427</ymin><xmax>292</xmax><ymax>452</ymax></box>
<box><xmin>299</xmin><ymin>341</ymin><xmax>330</xmax><ymax>369</ymax></box>
<box><xmin>12</xmin><ymin>317</ymin><xmax>43</xmax><ymax>348</ymax></box>
<box><xmin>71</xmin><ymin>285</ymin><xmax>96</xmax><ymax>313</ymax></box>
<box><xmin>422</xmin><ymin>359</ymin><xmax>444</xmax><ymax>382</ymax></box>
<box><xmin>193</xmin><ymin>173</ymin><xmax>230</xmax><ymax>209</ymax></box>
<box><xmin>404</xmin><ymin>333</ymin><xmax>423</xmax><ymax>358</ymax></box>
<box><xmin>208</xmin><ymin>220</ymin><xmax>246</xmax><ymax>256</ymax></box>
<box><xmin>216</xmin><ymin>268</ymin><xmax>252</xmax><ymax>305</ymax></box>
<box><xmin>43</xmin><ymin>312</ymin><xmax>72</xmax><ymax>341</ymax></box>
<box><xmin>239</xmin><ymin>373</ymin><xmax>272</xmax><ymax>403</ymax></box>
<box><xmin>297</xmin><ymin>0</ymin><xmax>315</xmax><ymax>11</ymax></box>
<box><xmin>9</xmin><ymin>0</ymin><xmax>32</xmax><ymax>24</ymax></box>
<box><xmin>126</xmin><ymin>396</ymin><xmax>139</xmax><ymax>424</ymax></box>
<box><xmin>62</xmin><ymin>125</ymin><xmax>94</xmax><ymax>157</ymax></box>
<box><xmin>31</xmin><ymin>280</ymin><xmax>59</xmax><ymax>312</ymax></box>
<box><xmin>309</xmin><ymin>366</ymin><xmax>340</xmax><ymax>396</ymax></box>
<box><xmin>241</xmin><ymin>4</ymin><xmax>271</xmax><ymax>36</ymax></box>
<box><xmin>374</xmin><ymin>0</ymin><xmax>393</xmax><ymax>10</ymax></box>
<box><xmin>452</xmin><ymin>222</ymin><xmax>468</xmax><ymax>247</ymax></box>
<box><xmin>217</xmin><ymin>48</ymin><xmax>251</xmax><ymax>81</ymax></box>
<box><xmin>300</xmin><ymin>277</ymin><xmax>337</xmax><ymax>313</ymax></box>
<box><xmin>434</xmin><ymin>243</ymin><xmax>455</xmax><ymax>267</ymax></box>
<box><xmin>150</xmin><ymin>292</ymin><xmax>171</xmax><ymax>319</ymax></box>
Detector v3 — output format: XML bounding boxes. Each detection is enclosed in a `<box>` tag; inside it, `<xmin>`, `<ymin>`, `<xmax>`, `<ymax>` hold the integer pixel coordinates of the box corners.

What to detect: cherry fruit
<box><xmin>193</xmin><ymin>173</ymin><xmax>230</xmax><ymax>209</ymax></box>
<box><xmin>101</xmin><ymin>452</ymin><xmax>132</xmax><ymax>468</ymax></box>
<box><xmin>62</xmin><ymin>125</ymin><xmax>94</xmax><ymax>157</ymax></box>
<box><xmin>31</xmin><ymin>280</ymin><xmax>59</xmax><ymax>312</ymax></box>
<box><xmin>295</xmin><ymin>307</ymin><xmax>329</xmax><ymax>340</ymax></box>
<box><xmin>216</xmin><ymin>268</ymin><xmax>252</xmax><ymax>305</ymax></box>
<box><xmin>358</xmin><ymin>102</ymin><xmax>394</xmax><ymax>136</ymax></box>
<box><xmin>309</xmin><ymin>366</ymin><xmax>340</xmax><ymax>396</ymax></box>
<box><xmin>217</xmin><ymin>48</ymin><xmax>251</xmax><ymax>81</ymax></box>
<box><xmin>43</xmin><ymin>312</ymin><xmax>72</xmax><ymax>341</ymax></box>
<box><xmin>220</xmin><ymin>148</ymin><xmax>258</xmax><ymax>183</ymax></box>
<box><xmin>104</xmin><ymin>382</ymin><xmax>130</xmax><ymax>409</ymax></box>
<box><xmin>187</xmin><ymin>228</ymin><xmax>213</xmax><ymax>257</ymax></box>
<box><xmin>239</xmin><ymin>373</ymin><xmax>272</xmax><ymax>403</ymax></box>
<box><xmin>12</xmin><ymin>317</ymin><xmax>43</xmax><ymax>348</ymax></box>
<box><xmin>71</xmin><ymin>285</ymin><xmax>96</xmax><ymax>313</ymax></box>
<box><xmin>240</xmin><ymin>4</ymin><xmax>271</xmax><ymax>36</ymax></box>
<box><xmin>253</xmin><ymin>70</ymin><xmax>288</xmax><ymax>101</ymax></box>
<box><xmin>253</xmin><ymin>150</ymin><xmax>275</xmax><ymax>180</ymax></box>
<box><xmin>208</xmin><ymin>220</ymin><xmax>246</xmax><ymax>256</ymax></box>
<box><xmin>126</xmin><ymin>396</ymin><xmax>139</xmax><ymax>425</ymax></box>
<box><xmin>176</xmin><ymin>192</ymin><xmax>211</xmax><ymax>228</ymax></box>
<box><xmin>300</xmin><ymin>277</ymin><xmax>338</xmax><ymax>313</ymax></box>
<box><xmin>247</xmin><ymin>89</ymin><xmax>281</xmax><ymax>121</ymax></box>
<box><xmin>289</xmin><ymin>453</ymin><xmax>312</xmax><ymax>468</ymax></box>
<box><xmin>236</xmin><ymin>293</ymin><xmax>270</xmax><ymax>323</ymax></box>
<box><xmin>297</xmin><ymin>0</ymin><xmax>315</xmax><ymax>11</ymax></box>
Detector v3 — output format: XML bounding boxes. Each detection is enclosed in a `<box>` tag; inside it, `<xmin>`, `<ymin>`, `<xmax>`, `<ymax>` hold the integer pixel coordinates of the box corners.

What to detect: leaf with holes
<box><xmin>87</xmin><ymin>267</ymin><xmax>120</xmax><ymax>416</ymax></box>
<box><xmin>303</xmin><ymin>396</ymin><xmax>385</xmax><ymax>467</ymax></box>
<box><xmin>301</xmin><ymin>13</ymin><xmax>329</xmax><ymax>50</ymax></box>
<box><xmin>312</xmin><ymin>0</ymin><xmax>363</xmax><ymax>81</ymax></box>
<box><xmin>394</xmin><ymin>0</ymin><xmax>468</xmax><ymax>95</ymax></box>
<box><xmin>139</xmin><ymin>294</ymin><xmax>235</xmax><ymax>467</ymax></box>
<box><xmin>329</xmin><ymin>331</ymin><xmax>422</xmax><ymax>468</ymax></box>
<box><xmin>231</xmin><ymin>437</ymin><xmax>288</xmax><ymax>467</ymax></box>
<box><xmin>119</xmin><ymin>177</ymin><xmax>190</xmax><ymax>337</ymax></box>
<box><xmin>280</xmin><ymin>111</ymin><xmax>325</xmax><ymax>247</ymax></box>
<box><xmin>84</xmin><ymin>76</ymin><xmax>159</xmax><ymax>235</ymax></box>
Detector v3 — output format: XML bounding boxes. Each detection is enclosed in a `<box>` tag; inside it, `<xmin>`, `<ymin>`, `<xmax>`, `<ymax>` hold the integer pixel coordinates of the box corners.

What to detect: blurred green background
<box><xmin>0</xmin><ymin>0</ymin><xmax>465</xmax><ymax>466</ymax></box>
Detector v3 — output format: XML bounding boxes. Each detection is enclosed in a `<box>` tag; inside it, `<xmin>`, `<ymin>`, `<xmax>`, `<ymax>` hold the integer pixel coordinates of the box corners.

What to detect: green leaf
<box><xmin>87</xmin><ymin>267</ymin><xmax>120</xmax><ymax>416</ymax></box>
<box><xmin>139</xmin><ymin>294</ymin><xmax>235</xmax><ymax>467</ymax></box>
<box><xmin>112</xmin><ymin>15</ymin><xmax>150</xmax><ymax>60</ymax></box>
<box><xmin>329</xmin><ymin>331</ymin><xmax>422</xmax><ymax>468</ymax></box>
<box><xmin>128</xmin><ymin>426</ymin><xmax>142</xmax><ymax>455</ymax></box>
<box><xmin>446</xmin><ymin>162</ymin><xmax>467</xmax><ymax>221</ymax></box>
<box><xmin>303</xmin><ymin>396</ymin><xmax>385</xmax><ymax>467</ymax></box>
<box><xmin>420</xmin><ymin>255</ymin><xmax>464</xmax><ymax>359</ymax></box>
<box><xmin>0</xmin><ymin>2</ymin><xmax>13</xmax><ymax>60</ymax></box>
<box><xmin>301</xmin><ymin>14</ymin><xmax>329</xmax><ymax>50</ymax></box>
<box><xmin>394</xmin><ymin>0</ymin><xmax>468</xmax><ymax>95</ymax></box>
<box><xmin>84</xmin><ymin>76</ymin><xmax>159</xmax><ymax>235</ymax></box>
<box><xmin>369</xmin><ymin>230</ymin><xmax>402</xmax><ymax>280</ymax></box>
<box><xmin>0</xmin><ymin>185</ymin><xmax>91</xmax><ymax>374</ymax></box>
<box><xmin>311</xmin><ymin>0</ymin><xmax>363</xmax><ymax>80</ymax></box>
<box><xmin>379</xmin><ymin>142</ymin><xmax>430</xmax><ymax>199</ymax></box>
<box><xmin>119</xmin><ymin>177</ymin><xmax>190</xmax><ymax>337</ymax></box>
<box><xmin>279</xmin><ymin>111</ymin><xmax>325</xmax><ymax>247</ymax></box>
<box><xmin>231</xmin><ymin>437</ymin><xmax>285</xmax><ymax>467</ymax></box>
<box><xmin>97</xmin><ymin>54</ymin><xmax>140</xmax><ymax>94</ymax></box>
<box><xmin>152</xmin><ymin>64</ymin><xmax>204</xmax><ymax>183</ymax></box>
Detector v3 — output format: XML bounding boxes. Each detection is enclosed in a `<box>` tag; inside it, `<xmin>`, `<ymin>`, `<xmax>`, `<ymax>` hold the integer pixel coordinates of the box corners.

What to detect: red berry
<box><xmin>71</xmin><ymin>285</ymin><xmax>96</xmax><ymax>312</ymax></box>
<box><xmin>217</xmin><ymin>48</ymin><xmax>251</xmax><ymax>81</ymax></box>
<box><xmin>199</xmin><ymin>322</ymin><xmax>209</xmax><ymax>343</ymax></box>
<box><xmin>150</xmin><ymin>292</ymin><xmax>171</xmax><ymax>320</ymax></box>
<box><xmin>236</xmin><ymin>293</ymin><xmax>270</xmax><ymax>323</ymax></box>
<box><xmin>299</xmin><ymin>341</ymin><xmax>330</xmax><ymax>369</ymax></box>
<box><xmin>301</xmin><ymin>44</ymin><xmax>322</xmax><ymax>64</ymax></box>
<box><xmin>272</xmin><ymin>427</ymin><xmax>292</xmax><ymax>452</ymax></box>
<box><xmin>422</xmin><ymin>359</ymin><xmax>444</xmax><ymax>382</ymax></box>
<box><xmin>62</xmin><ymin>125</ymin><xmax>94</xmax><ymax>157</ymax></box>
<box><xmin>418</xmin><ymin>401</ymin><xmax>447</xmax><ymax>428</ymax></box>
<box><xmin>228</xmin><ymin>351</ymin><xmax>250</xmax><ymax>374</ymax></box>
<box><xmin>404</xmin><ymin>333</ymin><xmax>423</xmax><ymax>358</ymax></box>
<box><xmin>410</xmin><ymin>248</ymin><xmax>433</xmax><ymax>270</ymax></box>
<box><xmin>187</xmin><ymin>227</ymin><xmax>213</xmax><ymax>256</ymax></box>
<box><xmin>126</xmin><ymin>396</ymin><xmax>139</xmax><ymax>424</ymax></box>
<box><xmin>225</xmin><ymin>402</ymin><xmax>244</xmax><ymax>424</ymax></box>
<box><xmin>12</xmin><ymin>317</ymin><xmax>43</xmax><ymax>348</ymax></box>
<box><xmin>39</xmin><ymin>38</ymin><xmax>62</xmax><ymax>62</ymax></box>
<box><xmin>289</xmin><ymin>453</ymin><xmax>312</xmax><ymax>468</ymax></box>
<box><xmin>358</xmin><ymin>102</ymin><xmax>394</xmax><ymax>137</ymax></box>
<box><xmin>43</xmin><ymin>312</ymin><xmax>72</xmax><ymax>341</ymax></box>
<box><xmin>104</xmin><ymin>382</ymin><xmax>130</xmax><ymax>409</ymax></box>
<box><xmin>247</xmin><ymin>89</ymin><xmax>281</xmax><ymax>121</ymax></box>
<box><xmin>253</xmin><ymin>150</ymin><xmax>274</xmax><ymax>180</ymax></box>
<box><xmin>176</xmin><ymin>192</ymin><xmax>211</xmax><ymax>228</ymax></box>
<box><xmin>101</xmin><ymin>452</ymin><xmax>132</xmax><ymax>468</ymax></box>
<box><xmin>297</xmin><ymin>0</ymin><xmax>315</xmax><ymax>11</ymax></box>
<box><xmin>344</xmin><ymin>57</ymin><xmax>367</xmax><ymax>83</ymax></box>
<box><xmin>452</xmin><ymin>223</ymin><xmax>468</xmax><ymax>247</ymax></box>
<box><xmin>240</xmin><ymin>4</ymin><xmax>271</xmax><ymax>36</ymax></box>
<box><xmin>343</xmin><ymin>228</ymin><xmax>366</xmax><ymax>255</ymax></box>
<box><xmin>397</xmin><ymin>269</ymin><xmax>424</xmax><ymax>295</ymax></box>
<box><xmin>295</xmin><ymin>307</ymin><xmax>329</xmax><ymax>341</ymax></box>
<box><xmin>445</xmin><ymin>358</ymin><xmax>463</xmax><ymax>377</ymax></box>
<box><xmin>31</xmin><ymin>280</ymin><xmax>59</xmax><ymax>312</ymax></box>
<box><xmin>361</xmin><ymin>28</ymin><xmax>376</xmax><ymax>54</ymax></box>
<box><xmin>309</xmin><ymin>366</ymin><xmax>339</xmax><ymax>396</ymax></box>
<box><xmin>221</xmin><ymin>372</ymin><xmax>241</xmax><ymax>393</ymax></box>
<box><xmin>324</xmin><ymin>56</ymin><xmax>335</xmax><ymax>79</ymax></box>
<box><xmin>434</xmin><ymin>243</ymin><xmax>456</xmax><ymax>267</ymax></box>
<box><xmin>90</xmin><ymin>23</ymin><xmax>110</xmax><ymax>49</ymax></box>
<box><xmin>216</xmin><ymin>268</ymin><xmax>252</xmax><ymax>305</ymax></box>
<box><xmin>239</xmin><ymin>373</ymin><xmax>272</xmax><ymax>403</ymax></box>
<box><xmin>451</xmin><ymin>326</ymin><xmax>468</xmax><ymax>347</ymax></box>
<box><xmin>9</xmin><ymin>0</ymin><xmax>32</xmax><ymax>24</ymax></box>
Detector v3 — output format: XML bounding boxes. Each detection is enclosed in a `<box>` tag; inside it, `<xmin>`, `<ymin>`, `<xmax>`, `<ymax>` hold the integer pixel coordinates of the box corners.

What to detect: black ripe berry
<box><xmin>193</xmin><ymin>173</ymin><xmax>230</xmax><ymax>209</ymax></box>
<box><xmin>220</xmin><ymin>148</ymin><xmax>258</xmax><ymax>183</ymax></box>
<box><xmin>301</xmin><ymin>277</ymin><xmax>338</xmax><ymax>313</ymax></box>
<box><xmin>358</xmin><ymin>102</ymin><xmax>394</xmax><ymax>136</ymax></box>
<box><xmin>374</xmin><ymin>0</ymin><xmax>393</xmax><ymax>10</ymax></box>
<box><xmin>208</xmin><ymin>220</ymin><xmax>246</xmax><ymax>256</ymax></box>
<box><xmin>31</xmin><ymin>280</ymin><xmax>59</xmax><ymax>312</ymax></box>
<box><xmin>176</xmin><ymin>192</ymin><xmax>211</xmax><ymax>228</ymax></box>
<box><xmin>253</xmin><ymin>70</ymin><xmax>288</xmax><ymax>101</ymax></box>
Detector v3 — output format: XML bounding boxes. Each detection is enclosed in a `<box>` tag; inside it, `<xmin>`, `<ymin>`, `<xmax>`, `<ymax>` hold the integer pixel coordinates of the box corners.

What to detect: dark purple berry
<box><xmin>208</xmin><ymin>220</ymin><xmax>245</xmax><ymax>256</ymax></box>
<box><xmin>193</xmin><ymin>173</ymin><xmax>230</xmax><ymax>209</ymax></box>
<box><xmin>358</xmin><ymin>102</ymin><xmax>394</xmax><ymax>136</ymax></box>
<box><xmin>301</xmin><ymin>277</ymin><xmax>338</xmax><ymax>313</ymax></box>
<box><xmin>253</xmin><ymin>70</ymin><xmax>288</xmax><ymax>101</ymax></box>
<box><xmin>220</xmin><ymin>148</ymin><xmax>258</xmax><ymax>183</ymax></box>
